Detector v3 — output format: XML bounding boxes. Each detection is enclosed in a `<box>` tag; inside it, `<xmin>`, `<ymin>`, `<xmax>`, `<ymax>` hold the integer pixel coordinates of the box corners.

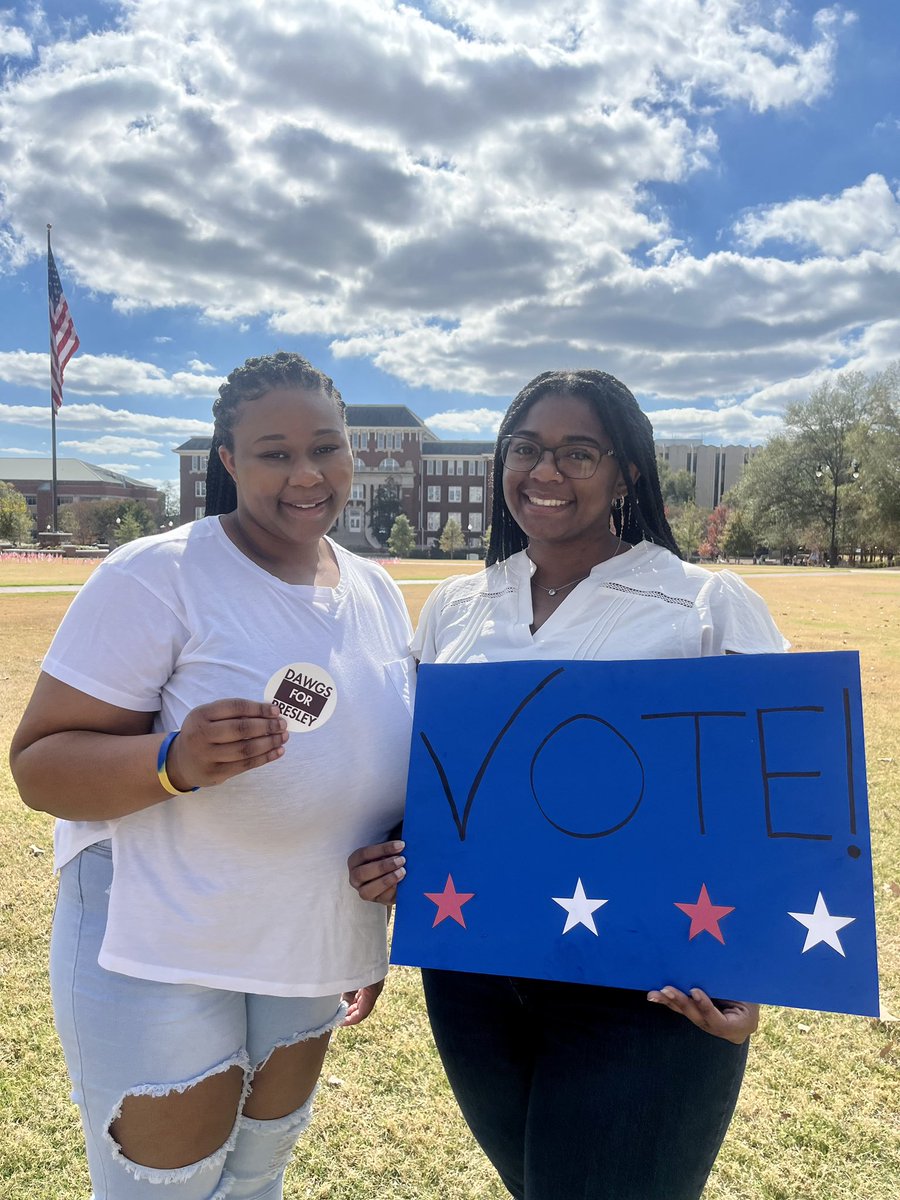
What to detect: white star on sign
<box><xmin>788</xmin><ymin>892</ymin><xmax>856</xmax><ymax>957</ymax></box>
<box><xmin>552</xmin><ymin>878</ymin><xmax>608</xmax><ymax>935</ymax></box>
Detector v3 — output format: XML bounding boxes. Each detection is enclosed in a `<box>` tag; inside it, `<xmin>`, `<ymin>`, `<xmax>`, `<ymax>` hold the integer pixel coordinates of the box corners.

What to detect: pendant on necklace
<box><xmin>547</xmin><ymin>587</ymin><xmax>559</xmax><ymax>596</ymax></box>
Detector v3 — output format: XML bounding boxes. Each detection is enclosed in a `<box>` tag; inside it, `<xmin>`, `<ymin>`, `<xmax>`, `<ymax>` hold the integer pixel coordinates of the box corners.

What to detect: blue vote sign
<box><xmin>390</xmin><ymin>652</ymin><xmax>880</xmax><ymax>1017</ymax></box>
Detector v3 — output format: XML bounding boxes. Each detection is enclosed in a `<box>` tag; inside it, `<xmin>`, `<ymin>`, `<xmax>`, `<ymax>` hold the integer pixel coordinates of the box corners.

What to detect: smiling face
<box><xmin>501</xmin><ymin>393</ymin><xmax>635</xmax><ymax>556</ymax></box>
<box><xmin>219</xmin><ymin>386</ymin><xmax>353</xmax><ymax>558</ymax></box>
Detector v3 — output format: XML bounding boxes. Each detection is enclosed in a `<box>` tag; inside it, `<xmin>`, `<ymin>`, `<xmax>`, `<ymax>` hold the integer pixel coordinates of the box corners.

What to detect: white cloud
<box><xmin>60</xmin><ymin>435</ymin><xmax>167</xmax><ymax>457</ymax></box>
<box><xmin>425</xmin><ymin>407</ymin><xmax>505</xmax><ymax>435</ymax></box>
<box><xmin>0</xmin><ymin>0</ymin><xmax>892</xmax><ymax>445</ymax></box>
<box><xmin>0</xmin><ymin>16</ymin><xmax>31</xmax><ymax>58</ymax></box>
<box><xmin>428</xmin><ymin>0</ymin><xmax>843</xmax><ymax>111</ymax></box>
<box><xmin>0</xmin><ymin>351</ymin><xmax>221</xmax><ymax>399</ymax></box>
<box><xmin>645</xmin><ymin>402</ymin><xmax>784</xmax><ymax>444</ymax></box>
<box><xmin>0</xmin><ymin>402</ymin><xmax>211</xmax><ymax>438</ymax></box>
<box><xmin>735</xmin><ymin>175</ymin><xmax>900</xmax><ymax>257</ymax></box>
<box><xmin>0</xmin><ymin>446</ymin><xmax>37</xmax><ymax>455</ymax></box>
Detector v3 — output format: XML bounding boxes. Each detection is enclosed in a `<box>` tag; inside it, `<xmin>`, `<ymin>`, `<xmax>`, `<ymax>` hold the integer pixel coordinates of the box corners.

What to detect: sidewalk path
<box><xmin>6</xmin><ymin>568</ymin><xmax>895</xmax><ymax>597</ymax></box>
<box><xmin>0</xmin><ymin>584</ymin><xmax>82</xmax><ymax>593</ymax></box>
<box><xmin>2</xmin><ymin>579</ymin><xmax>447</xmax><ymax>595</ymax></box>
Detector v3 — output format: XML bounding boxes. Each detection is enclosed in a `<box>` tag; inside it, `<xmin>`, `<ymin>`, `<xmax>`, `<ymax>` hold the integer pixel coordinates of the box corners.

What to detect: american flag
<box><xmin>48</xmin><ymin>246</ymin><xmax>79</xmax><ymax>410</ymax></box>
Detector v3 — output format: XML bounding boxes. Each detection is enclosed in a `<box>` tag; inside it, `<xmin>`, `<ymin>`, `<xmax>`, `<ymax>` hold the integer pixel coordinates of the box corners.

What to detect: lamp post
<box><xmin>815</xmin><ymin>458</ymin><xmax>860</xmax><ymax>568</ymax></box>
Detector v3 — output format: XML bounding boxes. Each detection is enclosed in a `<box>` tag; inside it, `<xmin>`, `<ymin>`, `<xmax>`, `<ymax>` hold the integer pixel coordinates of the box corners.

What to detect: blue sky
<box><xmin>1</xmin><ymin>1</ymin><xmax>898</xmax><ymax>490</ymax></box>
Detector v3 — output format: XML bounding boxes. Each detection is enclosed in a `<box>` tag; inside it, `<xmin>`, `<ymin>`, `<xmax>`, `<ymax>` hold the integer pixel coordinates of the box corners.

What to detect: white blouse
<box><xmin>411</xmin><ymin>543</ymin><xmax>788</xmax><ymax>665</ymax></box>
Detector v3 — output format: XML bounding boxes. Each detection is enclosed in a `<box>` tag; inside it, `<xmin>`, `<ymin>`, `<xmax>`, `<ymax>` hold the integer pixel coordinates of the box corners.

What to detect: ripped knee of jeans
<box><xmin>104</xmin><ymin>1051</ymin><xmax>250</xmax><ymax>1185</ymax></box>
<box><xmin>226</xmin><ymin>1092</ymin><xmax>317</xmax><ymax>1186</ymax></box>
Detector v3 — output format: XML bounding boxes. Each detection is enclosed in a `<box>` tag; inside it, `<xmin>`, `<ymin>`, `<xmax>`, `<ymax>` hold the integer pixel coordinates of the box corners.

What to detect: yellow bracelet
<box><xmin>156</xmin><ymin>731</ymin><xmax>199</xmax><ymax>795</ymax></box>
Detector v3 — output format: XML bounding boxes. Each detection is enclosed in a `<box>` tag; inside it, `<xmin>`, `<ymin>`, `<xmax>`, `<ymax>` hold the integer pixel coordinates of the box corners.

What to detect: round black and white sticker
<box><xmin>264</xmin><ymin>662</ymin><xmax>338</xmax><ymax>733</ymax></box>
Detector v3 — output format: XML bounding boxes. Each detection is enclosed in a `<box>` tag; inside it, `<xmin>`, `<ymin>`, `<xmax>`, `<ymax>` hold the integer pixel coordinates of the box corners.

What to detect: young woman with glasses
<box><xmin>349</xmin><ymin>368</ymin><xmax>787</xmax><ymax>1200</ymax></box>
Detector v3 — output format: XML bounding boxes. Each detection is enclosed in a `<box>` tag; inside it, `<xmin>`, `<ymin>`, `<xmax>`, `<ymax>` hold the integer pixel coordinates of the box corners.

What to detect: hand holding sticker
<box><xmin>264</xmin><ymin>662</ymin><xmax>338</xmax><ymax>732</ymax></box>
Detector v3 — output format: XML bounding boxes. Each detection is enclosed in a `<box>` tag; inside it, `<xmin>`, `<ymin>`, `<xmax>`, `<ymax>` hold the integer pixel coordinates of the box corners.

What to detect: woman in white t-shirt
<box><xmin>349</xmin><ymin>368</ymin><xmax>787</xmax><ymax>1200</ymax></box>
<box><xmin>11</xmin><ymin>352</ymin><xmax>414</xmax><ymax>1200</ymax></box>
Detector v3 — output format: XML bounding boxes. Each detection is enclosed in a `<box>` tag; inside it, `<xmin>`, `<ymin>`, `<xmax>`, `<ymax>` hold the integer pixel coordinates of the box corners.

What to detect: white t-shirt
<box><xmin>411</xmin><ymin>542</ymin><xmax>788</xmax><ymax>664</ymax></box>
<box><xmin>43</xmin><ymin>518</ymin><xmax>414</xmax><ymax>996</ymax></box>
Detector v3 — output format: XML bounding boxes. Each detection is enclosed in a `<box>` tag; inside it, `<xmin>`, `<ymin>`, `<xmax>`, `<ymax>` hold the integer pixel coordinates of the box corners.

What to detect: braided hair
<box><xmin>486</xmin><ymin>369</ymin><xmax>680</xmax><ymax>565</ymax></box>
<box><xmin>204</xmin><ymin>351</ymin><xmax>345</xmax><ymax>517</ymax></box>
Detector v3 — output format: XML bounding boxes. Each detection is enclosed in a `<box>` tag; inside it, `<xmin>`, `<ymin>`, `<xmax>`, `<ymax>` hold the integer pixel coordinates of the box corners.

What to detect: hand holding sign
<box><xmin>348</xmin><ymin>840</ymin><xmax>407</xmax><ymax>904</ymax></box>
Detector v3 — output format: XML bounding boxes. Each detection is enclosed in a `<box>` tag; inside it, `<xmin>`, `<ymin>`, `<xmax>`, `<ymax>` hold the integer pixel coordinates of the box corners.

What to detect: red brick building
<box><xmin>0</xmin><ymin>458</ymin><xmax>162</xmax><ymax>532</ymax></box>
<box><xmin>175</xmin><ymin>406</ymin><xmax>495</xmax><ymax>552</ymax></box>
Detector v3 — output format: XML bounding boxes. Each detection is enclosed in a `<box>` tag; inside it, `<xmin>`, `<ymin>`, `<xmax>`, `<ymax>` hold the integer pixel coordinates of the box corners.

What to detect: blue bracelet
<box><xmin>156</xmin><ymin>731</ymin><xmax>199</xmax><ymax>795</ymax></box>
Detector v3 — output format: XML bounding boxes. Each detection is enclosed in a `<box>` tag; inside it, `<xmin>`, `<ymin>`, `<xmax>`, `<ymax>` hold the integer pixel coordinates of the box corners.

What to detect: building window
<box><xmin>426</xmin><ymin>512</ymin><xmax>441</xmax><ymax>531</ymax></box>
<box><xmin>393</xmin><ymin>432</ymin><xmax>404</xmax><ymax>449</ymax></box>
<box><xmin>24</xmin><ymin>494</ymin><xmax>37</xmax><ymax>506</ymax></box>
<box><xmin>469</xmin><ymin>486</ymin><xmax>482</xmax><ymax>503</ymax></box>
<box><xmin>469</xmin><ymin>513</ymin><xmax>483</xmax><ymax>532</ymax></box>
<box><xmin>475</xmin><ymin>460</ymin><xmax>485</xmax><ymax>475</ymax></box>
<box><xmin>57</xmin><ymin>495</ymin><xmax>74</xmax><ymax>505</ymax></box>
<box><xmin>348</xmin><ymin>512</ymin><xmax>362</xmax><ymax>532</ymax></box>
<box><xmin>350</xmin><ymin>432</ymin><xmax>360</xmax><ymax>449</ymax></box>
<box><xmin>190</xmin><ymin>454</ymin><xmax>208</xmax><ymax>473</ymax></box>
<box><xmin>353</xmin><ymin>457</ymin><xmax>365</xmax><ymax>470</ymax></box>
<box><xmin>447</xmin><ymin>511</ymin><xmax>461</xmax><ymax>527</ymax></box>
<box><xmin>427</xmin><ymin>486</ymin><xmax>440</xmax><ymax>502</ymax></box>
<box><xmin>351</xmin><ymin>483</ymin><xmax>365</xmax><ymax>501</ymax></box>
<box><xmin>379</xmin><ymin>458</ymin><xmax>400</xmax><ymax>471</ymax></box>
<box><xmin>194</xmin><ymin>505</ymin><xmax>205</xmax><ymax>520</ymax></box>
<box><xmin>433</xmin><ymin>460</ymin><xmax>444</xmax><ymax>475</ymax></box>
<box><xmin>377</xmin><ymin>432</ymin><xmax>386</xmax><ymax>450</ymax></box>
<box><xmin>195</xmin><ymin>480</ymin><xmax>206</xmax><ymax>498</ymax></box>
<box><xmin>448</xmin><ymin>486</ymin><xmax>462</xmax><ymax>503</ymax></box>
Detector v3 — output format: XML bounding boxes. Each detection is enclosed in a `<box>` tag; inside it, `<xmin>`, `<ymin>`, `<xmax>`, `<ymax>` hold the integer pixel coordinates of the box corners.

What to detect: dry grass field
<box><xmin>1</xmin><ymin>563</ymin><xmax>897</xmax><ymax>1200</ymax></box>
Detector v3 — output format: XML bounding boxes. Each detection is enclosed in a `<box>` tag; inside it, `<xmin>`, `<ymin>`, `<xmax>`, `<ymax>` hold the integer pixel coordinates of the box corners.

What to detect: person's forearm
<box><xmin>12</xmin><ymin>730</ymin><xmax>177</xmax><ymax>821</ymax></box>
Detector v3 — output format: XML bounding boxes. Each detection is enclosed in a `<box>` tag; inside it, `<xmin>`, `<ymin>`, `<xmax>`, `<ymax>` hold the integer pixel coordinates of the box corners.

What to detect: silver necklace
<box><xmin>528</xmin><ymin>530</ymin><xmax>624</xmax><ymax>597</ymax></box>
<box><xmin>532</xmin><ymin>573</ymin><xmax>589</xmax><ymax>597</ymax></box>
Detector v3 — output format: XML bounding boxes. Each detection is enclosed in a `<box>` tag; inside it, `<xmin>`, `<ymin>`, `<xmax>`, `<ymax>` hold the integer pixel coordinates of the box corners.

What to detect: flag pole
<box><xmin>48</xmin><ymin>223</ymin><xmax>58</xmax><ymax>532</ymax></box>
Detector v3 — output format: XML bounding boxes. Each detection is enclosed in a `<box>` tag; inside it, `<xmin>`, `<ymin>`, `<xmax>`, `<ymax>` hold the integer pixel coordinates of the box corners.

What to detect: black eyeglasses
<box><xmin>499</xmin><ymin>435</ymin><xmax>616</xmax><ymax>479</ymax></box>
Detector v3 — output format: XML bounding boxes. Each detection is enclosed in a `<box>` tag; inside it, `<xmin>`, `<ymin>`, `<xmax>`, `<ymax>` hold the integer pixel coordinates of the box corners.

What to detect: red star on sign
<box><xmin>424</xmin><ymin>875</ymin><xmax>475</xmax><ymax>928</ymax></box>
<box><xmin>674</xmin><ymin>884</ymin><xmax>735</xmax><ymax>944</ymax></box>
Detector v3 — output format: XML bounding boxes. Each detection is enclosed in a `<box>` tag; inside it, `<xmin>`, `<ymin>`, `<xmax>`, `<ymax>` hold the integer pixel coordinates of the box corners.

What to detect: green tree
<box><xmin>733</xmin><ymin>434</ymin><xmax>818</xmax><ymax>561</ymax></box>
<box><xmin>721</xmin><ymin>510</ymin><xmax>755</xmax><ymax>561</ymax></box>
<box><xmin>113</xmin><ymin>511</ymin><xmax>146</xmax><ymax>545</ymax></box>
<box><xmin>387</xmin><ymin>513</ymin><xmax>416</xmax><ymax>558</ymax></box>
<box><xmin>369</xmin><ymin>477</ymin><xmax>402</xmax><ymax>547</ymax></box>
<box><xmin>58</xmin><ymin>500</ymin><xmax>103</xmax><ymax>544</ymax></box>
<box><xmin>786</xmin><ymin>374</ymin><xmax>869</xmax><ymax>566</ymax></box>
<box><xmin>671</xmin><ymin>502</ymin><xmax>707</xmax><ymax>559</ymax></box>
<box><xmin>161</xmin><ymin>481</ymin><xmax>181</xmax><ymax>524</ymax></box>
<box><xmin>89</xmin><ymin>499</ymin><xmax>158</xmax><ymax>545</ymax></box>
<box><xmin>858</xmin><ymin>363</ymin><xmax>900</xmax><ymax>557</ymax></box>
<box><xmin>657</xmin><ymin>459</ymin><xmax>695</xmax><ymax>504</ymax></box>
<box><xmin>439</xmin><ymin>518</ymin><xmax>466</xmax><ymax>559</ymax></box>
<box><xmin>0</xmin><ymin>482</ymin><xmax>34</xmax><ymax>543</ymax></box>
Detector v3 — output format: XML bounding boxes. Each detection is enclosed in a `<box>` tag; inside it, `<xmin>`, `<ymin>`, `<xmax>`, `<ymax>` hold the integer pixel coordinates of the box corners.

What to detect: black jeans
<box><xmin>422</xmin><ymin>969</ymin><xmax>749</xmax><ymax>1200</ymax></box>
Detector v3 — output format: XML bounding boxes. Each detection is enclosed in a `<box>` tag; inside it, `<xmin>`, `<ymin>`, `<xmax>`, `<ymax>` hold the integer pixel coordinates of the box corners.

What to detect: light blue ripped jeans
<box><xmin>51</xmin><ymin>842</ymin><xmax>346</xmax><ymax>1200</ymax></box>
